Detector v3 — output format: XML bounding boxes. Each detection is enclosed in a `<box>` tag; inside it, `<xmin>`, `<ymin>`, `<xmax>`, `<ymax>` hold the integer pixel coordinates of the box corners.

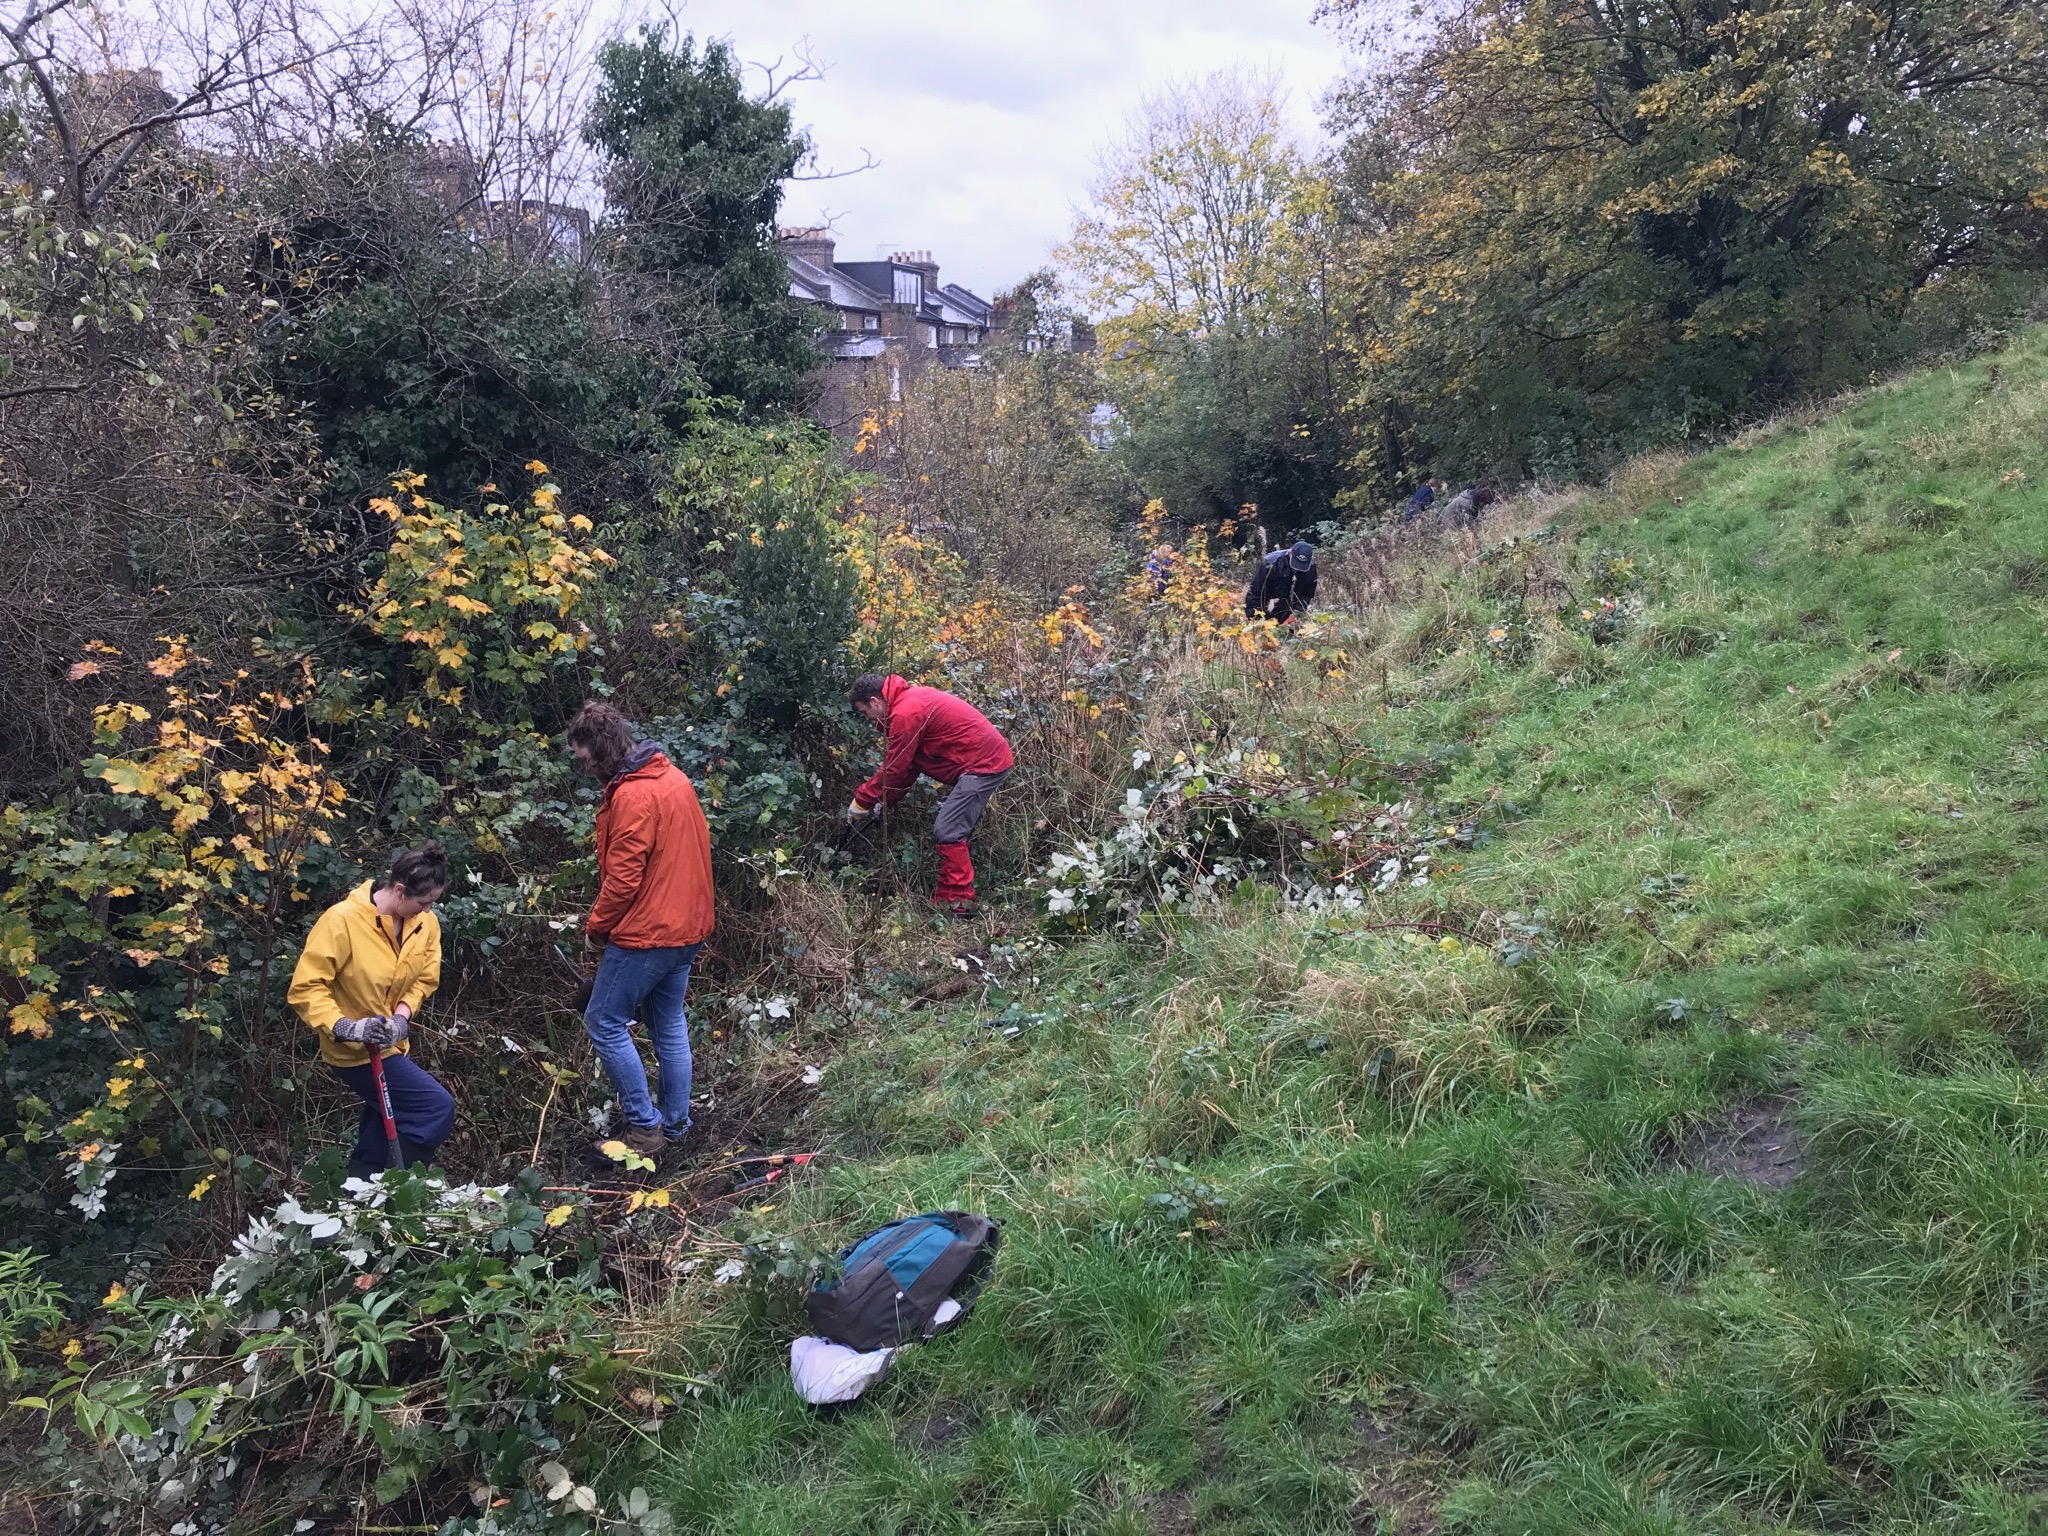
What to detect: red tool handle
<box><xmin>367</xmin><ymin>1046</ymin><xmax>404</xmax><ymax>1170</ymax></box>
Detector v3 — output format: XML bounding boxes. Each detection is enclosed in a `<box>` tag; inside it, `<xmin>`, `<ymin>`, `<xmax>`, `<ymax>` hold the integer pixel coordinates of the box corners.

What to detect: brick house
<box><xmin>781</xmin><ymin>230</ymin><xmax>995</xmax><ymax>431</ymax></box>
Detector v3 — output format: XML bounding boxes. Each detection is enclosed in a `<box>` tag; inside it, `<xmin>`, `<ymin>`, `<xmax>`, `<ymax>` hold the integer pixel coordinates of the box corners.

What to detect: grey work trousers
<box><xmin>932</xmin><ymin>769</ymin><xmax>1010</xmax><ymax>844</ymax></box>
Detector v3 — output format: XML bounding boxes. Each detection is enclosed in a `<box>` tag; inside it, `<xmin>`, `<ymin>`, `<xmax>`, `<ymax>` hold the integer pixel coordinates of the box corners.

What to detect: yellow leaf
<box><xmin>101</xmin><ymin>1282</ymin><xmax>126</xmax><ymax>1307</ymax></box>
<box><xmin>525</xmin><ymin>459</ymin><xmax>549</xmax><ymax>474</ymax></box>
<box><xmin>67</xmin><ymin>660</ymin><xmax>103</xmax><ymax>680</ymax></box>
<box><xmin>9</xmin><ymin>996</ymin><xmax>54</xmax><ymax>1039</ymax></box>
<box><xmin>545</xmin><ymin>1203</ymin><xmax>575</xmax><ymax>1228</ymax></box>
<box><xmin>62</xmin><ymin>1339</ymin><xmax>82</xmax><ymax>1361</ymax></box>
<box><xmin>96</xmin><ymin>759</ymin><xmax>157</xmax><ymax>796</ymax></box>
<box><xmin>189</xmin><ymin>1174</ymin><xmax>215</xmax><ymax>1201</ymax></box>
<box><xmin>145</xmin><ymin>637</ymin><xmax>195</xmax><ymax>678</ymax></box>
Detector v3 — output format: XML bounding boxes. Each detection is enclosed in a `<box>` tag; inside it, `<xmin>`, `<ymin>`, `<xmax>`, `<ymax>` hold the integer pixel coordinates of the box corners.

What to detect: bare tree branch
<box><xmin>0</xmin><ymin>380</ymin><xmax>88</xmax><ymax>402</ymax></box>
<box><xmin>792</xmin><ymin>147</ymin><xmax>878</xmax><ymax>183</ymax></box>
<box><xmin>3</xmin><ymin>1</ymin><xmax>85</xmax><ymax>200</ymax></box>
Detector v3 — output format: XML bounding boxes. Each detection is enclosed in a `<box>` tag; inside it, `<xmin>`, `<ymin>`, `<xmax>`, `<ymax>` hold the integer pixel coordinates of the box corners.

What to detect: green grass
<box><xmin>638</xmin><ymin>330</ymin><xmax>2048</xmax><ymax>1534</ymax></box>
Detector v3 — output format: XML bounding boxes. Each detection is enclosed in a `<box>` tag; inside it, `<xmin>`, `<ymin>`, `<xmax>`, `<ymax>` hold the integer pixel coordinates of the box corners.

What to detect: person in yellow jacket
<box><xmin>288</xmin><ymin>843</ymin><xmax>455</xmax><ymax>1179</ymax></box>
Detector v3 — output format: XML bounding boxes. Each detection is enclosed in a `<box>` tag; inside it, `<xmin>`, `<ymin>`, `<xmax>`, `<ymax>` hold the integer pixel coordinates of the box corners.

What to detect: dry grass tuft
<box><xmin>1633</xmin><ymin>585</ymin><xmax>1730</xmax><ymax>660</ymax></box>
<box><xmin>1606</xmin><ymin>448</ymin><xmax>1689</xmax><ymax>514</ymax></box>
<box><xmin>1290</xmin><ymin>962</ymin><xmax>1546</xmax><ymax>1120</ymax></box>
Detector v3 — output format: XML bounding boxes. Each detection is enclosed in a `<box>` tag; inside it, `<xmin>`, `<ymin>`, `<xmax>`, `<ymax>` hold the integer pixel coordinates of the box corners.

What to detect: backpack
<box><xmin>807</xmin><ymin>1211</ymin><xmax>1000</xmax><ymax>1352</ymax></box>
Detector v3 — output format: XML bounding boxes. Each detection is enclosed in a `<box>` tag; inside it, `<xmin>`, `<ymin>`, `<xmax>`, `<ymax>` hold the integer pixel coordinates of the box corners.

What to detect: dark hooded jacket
<box><xmin>1244</xmin><ymin>548</ymin><xmax>1318</xmax><ymax>622</ymax></box>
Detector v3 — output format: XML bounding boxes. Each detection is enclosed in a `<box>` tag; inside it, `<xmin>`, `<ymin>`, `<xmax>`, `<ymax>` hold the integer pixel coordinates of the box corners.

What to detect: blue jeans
<box><xmin>332</xmin><ymin>1053</ymin><xmax>456</xmax><ymax>1177</ymax></box>
<box><xmin>584</xmin><ymin>943</ymin><xmax>701</xmax><ymax>1135</ymax></box>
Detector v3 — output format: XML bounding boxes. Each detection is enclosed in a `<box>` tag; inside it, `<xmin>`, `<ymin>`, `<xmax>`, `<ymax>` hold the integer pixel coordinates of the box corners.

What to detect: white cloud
<box><xmin>666</xmin><ymin>0</ymin><xmax>1357</xmax><ymax>299</ymax></box>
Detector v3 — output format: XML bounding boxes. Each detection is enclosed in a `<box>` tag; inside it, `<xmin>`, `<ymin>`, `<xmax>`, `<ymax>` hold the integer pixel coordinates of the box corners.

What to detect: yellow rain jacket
<box><xmin>288</xmin><ymin>882</ymin><xmax>443</xmax><ymax>1068</ymax></box>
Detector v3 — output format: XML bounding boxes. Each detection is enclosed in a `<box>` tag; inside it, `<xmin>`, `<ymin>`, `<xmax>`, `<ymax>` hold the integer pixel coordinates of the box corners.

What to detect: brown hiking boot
<box><xmin>594</xmin><ymin>1123</ymin><xmax>667</xmax><ymax>1166</ymax></box>
<box><xmin>622</xmin><ymin>1123</ymin><xmax>667</xmax><ymax>1158</ymax></box>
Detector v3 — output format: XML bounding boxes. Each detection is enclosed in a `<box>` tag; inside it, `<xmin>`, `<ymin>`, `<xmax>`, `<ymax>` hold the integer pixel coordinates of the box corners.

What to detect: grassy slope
<box><xmin>645</xmin><ymin>331</ymin><xmax>2048</xmax><ymax>1534</ymax></box>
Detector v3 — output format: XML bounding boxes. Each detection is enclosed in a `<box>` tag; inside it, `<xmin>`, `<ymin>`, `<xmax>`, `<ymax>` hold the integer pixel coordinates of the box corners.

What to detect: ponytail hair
<box><xmin>383</xmin><ymin>841</ymin><xmax>449</xmax><ymax>900</ymax></box>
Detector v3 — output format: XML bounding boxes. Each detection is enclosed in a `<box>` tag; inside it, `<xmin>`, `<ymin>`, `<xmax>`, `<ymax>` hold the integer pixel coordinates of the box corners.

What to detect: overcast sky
<box><xmin>671</xmin><ymin>0</ymin><xmax>1359</xmax><ymax>300</ymax></box>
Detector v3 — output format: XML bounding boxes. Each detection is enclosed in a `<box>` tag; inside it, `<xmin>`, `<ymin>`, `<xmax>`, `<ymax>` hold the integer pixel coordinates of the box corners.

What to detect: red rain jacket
<box><xmin>853</xmin><ymin>676</ymin><xmax>1014</xmax><ymax>811</ymax></box>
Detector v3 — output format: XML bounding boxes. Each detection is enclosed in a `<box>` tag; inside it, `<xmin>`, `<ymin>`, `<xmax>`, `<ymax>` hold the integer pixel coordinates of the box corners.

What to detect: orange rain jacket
<box><xmin>588</xmin><ymin>745</ymin><xmax>715</xmax><ymax>950</ymax></box>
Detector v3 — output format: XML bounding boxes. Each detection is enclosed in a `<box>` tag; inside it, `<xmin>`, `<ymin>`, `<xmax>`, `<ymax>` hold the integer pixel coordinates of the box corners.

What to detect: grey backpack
<box><xmin>806</xmin><ymin>1211</ymin><xmax>999</xmax><ymax>1352</ymax></box>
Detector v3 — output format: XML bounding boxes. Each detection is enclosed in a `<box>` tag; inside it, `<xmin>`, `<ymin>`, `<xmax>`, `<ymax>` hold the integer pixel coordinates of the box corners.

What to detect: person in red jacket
<box><xmin>568</xmin><ymin>701</ymin><xmax>715</xmax><ymax>1160</ymax></box>
<box><xmin>847</xmin><ymin>673</ymin><xmax>1014</xmax><ymax>915</ymax></box>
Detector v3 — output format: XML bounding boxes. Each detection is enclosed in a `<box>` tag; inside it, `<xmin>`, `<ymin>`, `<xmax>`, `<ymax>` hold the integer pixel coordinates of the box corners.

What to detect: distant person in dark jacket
<box><xmin>1402</xmin><ymin>476</ymin><xmax>1441</xmax><ymax>523</ymax></box>
<box><xmin>1439</xmin><ymin>486</ymin><xmax>1499</xmax><ymax>550</ymax></box>
<box><xmin>1244</xmin><ymin>541</ymin><xmax>1318</xmax><ymax>623</ymax></box>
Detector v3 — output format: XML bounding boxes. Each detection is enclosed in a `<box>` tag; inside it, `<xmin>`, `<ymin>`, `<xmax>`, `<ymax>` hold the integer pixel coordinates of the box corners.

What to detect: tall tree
<box><xmin>1063</xmin><ymin>71</ymin><xmax>1310</xmax><ymax>349</ymax></box>
<box><xmin>1060</xmin><ymin>72</ymin><xmax>1350</xmax><ymax>533</ymax></box>
<box><xmin>1325</xmin><ymin>0</ymin><xmax>2048</xmax><ymax>485</ymax></box>
<box><xmin>261</xmin><ymin>131</ymin><xmax>662</xmax><ymax>514</ymax></box>
<box><xmin>586</xmin><ymin>25</ymin><xmax>816</xmax><ymax>414</ymax></box>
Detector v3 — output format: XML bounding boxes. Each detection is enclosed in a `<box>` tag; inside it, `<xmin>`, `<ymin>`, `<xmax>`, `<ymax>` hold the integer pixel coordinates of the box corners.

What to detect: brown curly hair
<box><xmin>567</xmin><ymin>700</ymin><xmax>636</xmax><ymax>780</ymax></box>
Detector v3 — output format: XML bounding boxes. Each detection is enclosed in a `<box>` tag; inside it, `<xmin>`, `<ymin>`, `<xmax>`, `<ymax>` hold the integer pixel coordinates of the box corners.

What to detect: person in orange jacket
<box><xmin>568</xmin><ymin>701</ymin><xmax>715</xmax><ymax>1160</ymax></box>
<box><xmin>288</xmin><ymin>843</ymin><xmax>454</xmax><ymax>1180</ymax></box>
<box><xmin>846</xmin><ymin>673</ymin><xmax>1014</xmax><ymax>915</ymax></box>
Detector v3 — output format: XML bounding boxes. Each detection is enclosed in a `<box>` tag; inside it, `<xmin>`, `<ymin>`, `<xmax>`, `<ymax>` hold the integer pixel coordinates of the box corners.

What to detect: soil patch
<box><xmin>904</xmin><ymin>1407</ymin><xmax>977</xmax><ymax>1452</ymax></box>
<box><xmin>1350</xmin><ymin>1412</ymin><xmax>1443</xmax><ymax>1534</ymax></box>
<box><xmin>1144</xmin><ymin>1489</ymin><xmax>1195</xmax><ymax>1535</ymax></box>
<box><xmin>1446</xmin><ymin>1250</ymin><xmax>1497</xmax><ymax>1296</ymax></box>
<box><xmin>1677</xmin><ymin>1097</ymin><xmax>1806</xmax><ymax>1188</ymax></box>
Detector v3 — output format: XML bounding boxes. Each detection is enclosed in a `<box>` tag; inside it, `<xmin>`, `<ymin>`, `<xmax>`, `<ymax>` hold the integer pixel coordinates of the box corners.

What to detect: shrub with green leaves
<box><xmin>16</xmin><ymin>1170</ymin><xmax>674</xmax><ymax>1534</ymax></box>
<box><xmin>1033</xmin><ymin>737</ymin><xmax>1489</xmax><ymax>931</ymax></box>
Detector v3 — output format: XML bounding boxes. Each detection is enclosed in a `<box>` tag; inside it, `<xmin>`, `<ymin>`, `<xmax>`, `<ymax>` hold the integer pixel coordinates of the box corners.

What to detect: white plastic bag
<box><xmin>790</xmin><ymin>1336</ymin><xmax>896</xmax><ymax>1404</ymax></box>
<box><xmin>790</xmin><ymin>1299</ymin><xmax>964</xmax><ymax>1404</ymax></box>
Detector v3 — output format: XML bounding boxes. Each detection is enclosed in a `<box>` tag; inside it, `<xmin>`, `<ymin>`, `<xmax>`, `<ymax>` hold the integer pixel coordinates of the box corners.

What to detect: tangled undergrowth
<box><xmin>10</xmin><ymin>330</ymin><xmax>2048</xmax><ymax>1533</ymax></box>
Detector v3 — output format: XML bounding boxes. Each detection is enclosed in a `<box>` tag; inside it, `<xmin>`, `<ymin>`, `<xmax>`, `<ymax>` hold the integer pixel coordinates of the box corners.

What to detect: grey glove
<box><xmin>331</xmin><ymin>1015</ymin><xmax>393</xmax><ymax>1047</ymax></box>
<box><xmin>384</xmin><ymin>1012</ymin><xmax>410</xmax><ymax>1047</ymax></box>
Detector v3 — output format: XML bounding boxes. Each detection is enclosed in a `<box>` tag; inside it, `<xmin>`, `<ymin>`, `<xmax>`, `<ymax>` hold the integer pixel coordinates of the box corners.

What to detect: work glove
<box><xmin>331</xmin><ymin>1015</ymin><xmax>386</xmax><ymax>1046</ymax></box>
<box><xmin>845</xmin><ymin>800</ymin><xmax>870</xmax><ymax>821</ymax></box>
<box><xmin>384</xmin><ymin>1012</ymin><xmax>411</xmax><ymax>1047</ymax></box>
